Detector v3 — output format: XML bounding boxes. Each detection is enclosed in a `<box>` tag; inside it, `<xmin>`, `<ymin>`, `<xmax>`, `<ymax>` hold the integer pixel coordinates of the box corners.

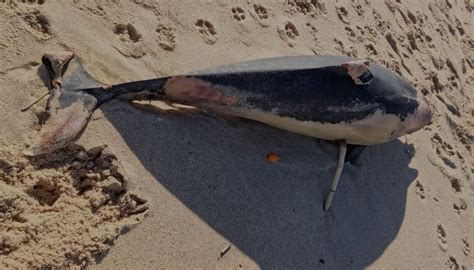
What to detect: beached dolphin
<box><xmin>25</xmin><ymin>52</ymin><xmax>432</xmax><ymax>210</ymax></box>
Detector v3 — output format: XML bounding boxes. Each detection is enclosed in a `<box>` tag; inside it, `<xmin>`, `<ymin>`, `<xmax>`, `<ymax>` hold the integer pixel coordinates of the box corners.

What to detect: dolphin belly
<box><xmin>235</xmin><ymin>109</ymin><xmax>402</xmax><ymax>145</ymax></box>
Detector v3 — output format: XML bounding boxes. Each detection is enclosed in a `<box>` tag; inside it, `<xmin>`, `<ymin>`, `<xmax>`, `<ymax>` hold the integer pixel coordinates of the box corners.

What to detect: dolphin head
<box><xmin>400</xmin><ymin>95</ymin><xmax>432</xmax><ymax>136</ymax></box>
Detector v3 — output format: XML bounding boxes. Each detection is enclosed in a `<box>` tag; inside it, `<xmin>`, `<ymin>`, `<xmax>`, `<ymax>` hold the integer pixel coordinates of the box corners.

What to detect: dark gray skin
<box><xmin>26</xmin><ymin>53</ymin><xmax>431</xmax><ymax>157</ymax></box>
<box><xmin>189</xmin><ymin>56</ymin><xmax>419</xmax><ymax>123</ymax></box>
<box><xmin>94</xmin><ymin>55</ymin><xmax>418</xmax><ymax>123</ymax></box>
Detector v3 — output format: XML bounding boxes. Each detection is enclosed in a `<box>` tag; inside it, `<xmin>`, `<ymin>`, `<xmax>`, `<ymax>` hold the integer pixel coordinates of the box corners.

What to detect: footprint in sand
<box><xmin>231</xmin><ymin>6</ymin><xmax>246</xmax><ymax>22</ymax></box>
<box><xmin>2</xmin><ymin>0</ymin><xmax>45</xmax><ymax>5</ymax></box>
<box><xmin>305</xmin><ymin>22</ymin><xmax>318</xmax><ymax>40</ymax></box>
<box><xmin>454</xmin><ymin>18</ymin><xmax>465</xmax><ymax>36</ymax></box>
<box><xmin>286</xmin><ymin>0</ymin><xmax>326</xmax><ymax>16</ymax></box>
<box><xmin>156</xmin><ymin>23</ymin><xmax>176</xmax><ymax>51</ymax></box>
<box><xmin>435</xmin><ymin>94</ymin><xmax>461</xmax><ymax>117</ymax></box>
<box><xmin>462</xmin><ymin>238</ymin><xmax>471</xmax><ymax>256</ymax></box>
<box><xmin>437</xmin><ymin>224</ymin><xmax>448</xmax><ymax>251</ymax></box>
<box><xmin>460</xmin><ymin>58</ymin><xmax>468</xmax><ymax>74</ymax></box>
<box><xmin>112</xmin><ymin>23</ymin><xmax>146</xmax><ymax>58</ymax></box>
<box><xmin>23</xmin><ymin>10</ymin><xmax>52</xmax><ymax>39</ymax></box>
<box><xmin>344</xmin><ymin>26</ymin><xmax>356</xmax><ymax>39</ymax></box>
<box><xmin>351</xmin><ymin>0</ymin><xmax>365</xmax><ymax>16</ymax></box>
<box><xmin>446</xmin><ymin>58</ymin><xmax>460</xmax><ymax>79</ymax></box>
<box><xmin>447</xmin><ymin>120</ymin><xmax>472</xmax><ymax>152</ymax></box>
<box><xmin>447</xmin><ymin>23</ymin><xmax>457</xmax><ymax>36</ymax></box>
<box><xmin>75</xmin><ymin>2</ymin><xmax>107</xmax><ymax>17</ymax></box>
<box><xmin>450</xmin><ymin>177</ymin><xmax>462</xmax><ymax>193</ymax></box>
<box><xmin>195</xmin><ymin>19</ymin><xmax>217</xmax><ymax>45</ymax></box>
<box><xmin>251</xmin><ymin>4</ymin><xmax>269</xmax><ymax>27</ymax></box>
<box><xmin>384</xmin><ymin>0</ymin><xmax>398</xmax><ymax>13</ymax></box>
<box><xmin>278</xmin><ymin>21</ymin><xmax>299</xmax><ymax>47</ymax></box>
<box><xmin>333</xmin><ymin>38</ymin><xmax>357</xmax><ymax>57</ymax></box>
<box><xmin>446</xmin><ymin>101</ymin><xmax>461</xmax><ymax>117</ymax></box>
<box><xmin>365</xmin><ymin>43</ymin><xmax>378</xmax><ymax>56</ymax></box>
<box><xmin>446</xmin><ymin>256</ymin><xmax>460</xmax><ymax>270</ymax></box>
<box><xmin>431</xmin><ymin>133</ymin><xmax>458</xmax><ymax>158</ymax></box>
<box><xmin>372</xmin><ymin>9</ymin><xmax>390</xmax><ymax>31</ymax></box>
<box><xmin>334</xmin><ymin>38</ymin><xmax>345</xmax><ymax>54</ymax></box>
<box><xmin>441</xmin><ymin>156</ymin><xmax>457</xmax><ymax>169</ymax></box>
<box><xmin>453</xmin><ymin>197</ymin><xmax>467</xmax><ymax>213</ymax></box>
<box><xmin>336</xmin><ymin>5</ymin><xmax>349</xmax><ymax>24</ymax></box>
<box><xmin>385</xmin><ymin>33</ymin><xmax>400</xmax><ymax>55</ymax></box>
<box><xmin>407</xmin><ymin>10</ymin><xmax>418</xmax><ymax>24</ymax></box>
<box><xmin>414</xmin><ymin>181</ymin><xmax>426</xmax><ymax>200</ymax></box>
<box><xmin>406</xmin><ymin>30</ymin><xmax>419</xmax><ymax>52</ymax></box>
<box><xmin>305</xmin><ymin>23</ymin><xmax>323</xmax><ymax>54</ymax></box>
<box><xmin>114</xmin><ymin>23</ymin><xmax>142</xmax><ymax>43</ymax></box>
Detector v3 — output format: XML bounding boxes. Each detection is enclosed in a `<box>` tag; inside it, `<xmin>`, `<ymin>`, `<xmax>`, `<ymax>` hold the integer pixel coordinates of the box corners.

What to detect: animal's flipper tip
<box><xmin>41</xmin><ymin>52</ymin><xmax>75</xmax><ymax>86</ymax></box>
<box><xmin>25</xmin><ymin>52</ymin><xmax>101</xmax><ymax>156</ymax></box>
<box><xmin>26</xmin><ymin>91</ymin><xmax>97</xmax><ymax>156</ymax></box>
<box><xmin>23</xmin><ymin>148</ymin><xmax>36</xmax><ymax>157</ymax></box>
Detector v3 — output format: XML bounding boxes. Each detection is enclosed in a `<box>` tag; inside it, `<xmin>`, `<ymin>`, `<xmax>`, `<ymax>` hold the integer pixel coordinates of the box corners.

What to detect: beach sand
<box><xmin>0</xmin><ymin>0</ymin><xmax>472</xmax><ymax>268</ymax></box>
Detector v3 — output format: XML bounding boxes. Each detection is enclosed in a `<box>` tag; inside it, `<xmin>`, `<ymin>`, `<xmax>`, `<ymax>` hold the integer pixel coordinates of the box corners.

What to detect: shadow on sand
<box><xmin>101</xmin><ymin>100</ymin><xmax>418</xmax><ymax>269</ymax></box>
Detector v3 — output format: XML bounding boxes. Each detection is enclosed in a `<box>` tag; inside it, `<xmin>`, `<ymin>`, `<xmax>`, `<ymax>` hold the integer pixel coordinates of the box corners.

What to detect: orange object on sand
<box><xmin>266</xmin><ymin>152</ymin><xmax>280</xmax><ymax>163</ymax></box>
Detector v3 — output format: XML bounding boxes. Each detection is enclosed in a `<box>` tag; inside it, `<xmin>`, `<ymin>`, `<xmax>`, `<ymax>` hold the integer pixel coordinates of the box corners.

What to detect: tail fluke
<box><xmin>25</xmin><ymin>52</ymin><xmax>100</xmax><ymax>156</ymax></box>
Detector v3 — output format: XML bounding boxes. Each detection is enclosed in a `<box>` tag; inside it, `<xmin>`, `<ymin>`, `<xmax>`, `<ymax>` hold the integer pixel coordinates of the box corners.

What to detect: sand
<box><xmin>0</xmin><ymin>0</ymin><xmax>472</xmax><ymax>269</ymax></box>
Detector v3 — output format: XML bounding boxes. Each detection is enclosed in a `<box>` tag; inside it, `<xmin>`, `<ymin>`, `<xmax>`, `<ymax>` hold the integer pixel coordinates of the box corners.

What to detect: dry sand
<box><xmin>0</xmin><ymin>0</ymin><xmax>472</xmax><ymax>269</ymax></box>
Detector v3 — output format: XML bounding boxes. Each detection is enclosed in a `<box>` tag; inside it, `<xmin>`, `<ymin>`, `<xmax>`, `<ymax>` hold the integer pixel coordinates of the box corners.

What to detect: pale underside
<box><xmin>236</xmin><ymin>109</ymin><xmax>406</xmax><ymax>145</ymax></box>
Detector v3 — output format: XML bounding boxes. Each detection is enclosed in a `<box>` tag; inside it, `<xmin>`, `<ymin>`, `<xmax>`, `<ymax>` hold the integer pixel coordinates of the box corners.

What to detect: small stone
<box><xmin>86</xmin><ymin>161</ymin><xmax>95</xmax><ymax>169</ymax></box>
<box><xmin>100</xmin><ymin>169</ymin><xmax>111</xmax><ymax>179</ymax></box>
<box><xmin>110</xmin><ymin>165</ymin><xmax>125</xmax><ymax>178</ymax></box>
<box><xmin>90</xmin><ymin>197</ymin><xmax>106</xmax><ymax>209</ymax></box>
<box><xmin>98</xmin><ymin>160</ymin><xmax>111</xmax><ymax>169</ymax></box>
<box><xmin>87</xmin><ymin>145</ymin><xmax>106</xmax><ymax>158</ymax></box>
<box><xmin>74</xmin><ymin>151</ymin><xmax>88</xmax><ymax>161</ymax></box>
<box><xmin>130</xmin><ymin>193</ymin><xmax>147</xmax><ymax>204</ymax></box>
<box><xmin>0</xmin><ymin>235</ymin><xmax>16</xmax><ymax>255</ymax></box>
<box><xmin>77</xmin><ymin>168</ymin><xmax>89</xmax><ymax>179</ymax></box>
<box><xmin>103</xmin><ymin>176</ymin><xmax>123</xmax><ymax>193</ymax></box>
<box><xmin>128</xmin><ymin>205</ymin><xmax>149</xmax><ymax>215</ymax></box>
<box><xmin>85</xmin><ymin>173</ymin><xmax>99</xmax><ymax>180</ymax></box>
<box><xmin>78</xmin><ymin>178</ymin><xmax>95</xmax><ymax>190</ymax></box>
<box><xmin>71</xmin><ymin>161</ymin><xmax>83</xmax><ymax>169</ymax></box>
<box><xmin>100</xmin><ymin>148</ymin><xmax>116</xmax><ymax>160</ymax></box>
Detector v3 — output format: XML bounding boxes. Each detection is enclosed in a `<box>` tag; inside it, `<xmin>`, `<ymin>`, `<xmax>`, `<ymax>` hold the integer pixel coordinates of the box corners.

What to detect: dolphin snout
<box><xmin>404</xmin><ymin>97</ymin><xmax>432</xmax><ymax>134</ymax></box>
<box><xmin>417</xmin><ymin>97</ymin><xmax>432</xmax><ymax>127</ymax></box>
